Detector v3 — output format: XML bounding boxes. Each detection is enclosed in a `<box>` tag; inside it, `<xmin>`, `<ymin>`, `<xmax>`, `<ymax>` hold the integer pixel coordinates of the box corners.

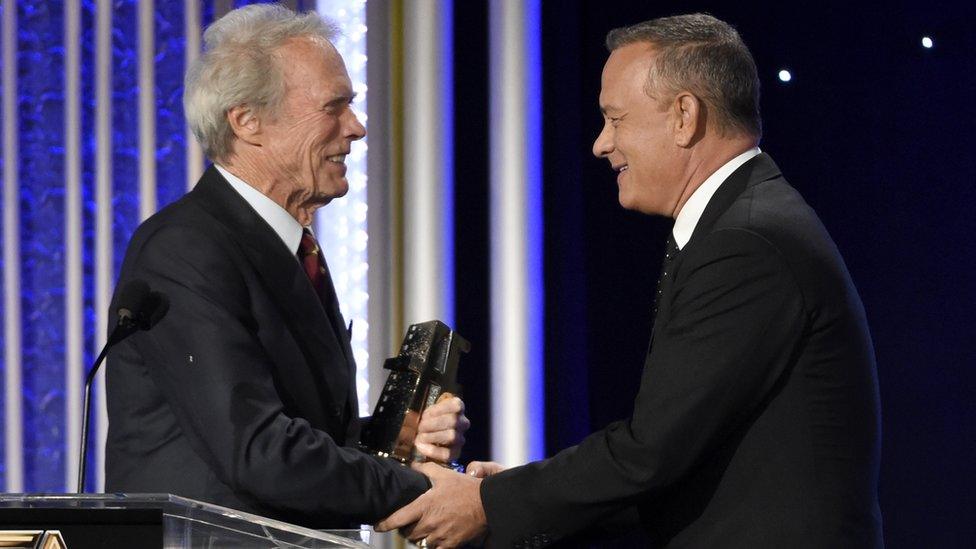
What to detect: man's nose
<box><xmin>346</xmin><ymin>109</ymin><xmax>366</xmax><ymax>140</ymax></box>
<box><xmin>592</xmin><ymin>123</ymin><xmax>613</xmax><ymax>158</ymax></box>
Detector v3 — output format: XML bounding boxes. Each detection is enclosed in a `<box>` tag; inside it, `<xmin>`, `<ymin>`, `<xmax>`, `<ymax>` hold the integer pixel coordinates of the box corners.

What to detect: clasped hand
<box><xmin>415</xmin><ymin>393</ymin><xmax>470</xmax><ymax>463</ymax></box>
<box><xmin>376</xmin><ymin>460</ymin><xmax>506</xmax><ymax>548</ymax></box>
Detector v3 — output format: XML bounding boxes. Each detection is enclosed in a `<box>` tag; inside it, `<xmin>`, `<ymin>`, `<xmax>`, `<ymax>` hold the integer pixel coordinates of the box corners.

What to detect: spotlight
<box><xmin>921</xmin><ymin>36</ymin><xmax>934</xmax><ymax>49</ymax></box>
<box><xmin>778</xmin><ymin>69</ymin><xmax>792</xmax><ymax>82</ymax></box>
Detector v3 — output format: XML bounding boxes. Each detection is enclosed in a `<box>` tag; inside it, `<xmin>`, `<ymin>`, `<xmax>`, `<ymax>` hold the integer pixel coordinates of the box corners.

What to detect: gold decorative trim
<box><xmin>0</xmin><ymin>530</ymin><xmax>67</xmax><ymax>548</ymax></box>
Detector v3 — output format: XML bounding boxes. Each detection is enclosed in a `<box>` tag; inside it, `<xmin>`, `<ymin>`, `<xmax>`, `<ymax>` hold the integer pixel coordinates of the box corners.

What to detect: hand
<box><xmin>376</xmin><ymin>461</ymin><xmax>487</xmax><ymax>548</ymax></box>
<box><xmin>415</xmin><ymin>393</ymin><xmax>470</xmax><ymax>464</ymax></box>
<box><xmin>466</xmin><ymin>461</ymin><xmax>506</xmax><ymax>478</ymax></box>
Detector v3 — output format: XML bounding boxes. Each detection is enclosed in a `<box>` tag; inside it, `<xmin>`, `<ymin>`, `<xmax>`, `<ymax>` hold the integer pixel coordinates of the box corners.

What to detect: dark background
<box><xmin>454</xmin><ymin>1</ymin><xmax>975</xmax><ymax>546</ymax></box>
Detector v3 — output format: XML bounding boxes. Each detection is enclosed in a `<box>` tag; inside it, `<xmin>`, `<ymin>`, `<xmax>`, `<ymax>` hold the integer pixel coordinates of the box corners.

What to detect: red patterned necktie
<box><xmin>298</xmin><ymin>228</ymin><xmax>327</xmax><ymax>300</ymax></box>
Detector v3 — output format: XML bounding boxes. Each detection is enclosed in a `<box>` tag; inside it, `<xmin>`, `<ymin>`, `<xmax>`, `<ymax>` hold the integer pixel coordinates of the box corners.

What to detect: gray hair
<box><xmin>606</xmin><ymin>13</ymin><xmax>761</xmax><ymax>138</ymax></box>
<box><xmin>183</xmin><ymin>4</ymin><xmax>339</xmax><ymax>161</ymax></box>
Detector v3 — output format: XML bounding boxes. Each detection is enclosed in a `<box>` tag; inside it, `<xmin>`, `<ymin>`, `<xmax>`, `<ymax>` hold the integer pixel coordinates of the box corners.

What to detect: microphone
<box><xmin>77</xmin><ymin>279</ymin><xmax>169</xmax><ymax>493</ymax></box>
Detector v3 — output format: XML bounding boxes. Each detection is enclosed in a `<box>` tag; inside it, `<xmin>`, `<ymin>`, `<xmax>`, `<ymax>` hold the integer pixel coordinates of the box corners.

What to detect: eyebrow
<box><xmin>325</xmin><ymin>92</ymin><xmax>358</xmax><ymax>107</ymax></box>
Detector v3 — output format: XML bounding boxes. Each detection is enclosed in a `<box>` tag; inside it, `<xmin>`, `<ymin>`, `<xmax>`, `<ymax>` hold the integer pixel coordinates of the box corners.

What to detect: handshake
<box><xmin>375</xmin><ymin>392</ymin><xmax>503</xmax><ymax>548</ymax></box>
<box><xmin>362</xmin><ymin>321</ymin><xmax>502</xmax><ymax>548</ymax></box>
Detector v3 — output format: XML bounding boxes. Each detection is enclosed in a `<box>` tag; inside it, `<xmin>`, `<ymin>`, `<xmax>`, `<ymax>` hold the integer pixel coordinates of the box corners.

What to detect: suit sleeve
<box><xmin>480</xmin><ymin>228</ymin><xmax>807</xmax><ymax>546</ymax></box>
<box><xmin>111</xmin><ymin>223</ymin><xmax>428</xmax><ymax>523</ymax></box>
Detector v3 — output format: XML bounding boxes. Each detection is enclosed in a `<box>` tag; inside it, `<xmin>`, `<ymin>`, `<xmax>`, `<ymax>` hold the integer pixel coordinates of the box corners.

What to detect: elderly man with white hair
<box><xmin>105</xmin><ymin>4</ymin><xmax>468</xmax><ymax>528</ymax></box>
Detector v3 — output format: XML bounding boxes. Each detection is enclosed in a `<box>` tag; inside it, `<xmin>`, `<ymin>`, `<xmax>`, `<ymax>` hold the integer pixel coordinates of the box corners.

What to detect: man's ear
<box><xmin>672</xmin><ymin>92</ymin><xmax>702</xmax><ymax>148</ymax></box>
<box><xmin>226</xmin><ymin>104</ymin><xmax>263</xmax><ymax>146</ymax></box>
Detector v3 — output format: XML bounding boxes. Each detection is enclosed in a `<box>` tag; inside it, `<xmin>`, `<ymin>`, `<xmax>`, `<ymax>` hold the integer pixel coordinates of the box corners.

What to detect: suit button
<box><xmin>332</xmin><ymin>405</ymin><xmax>342</xmax><ymax>417</ymax></box>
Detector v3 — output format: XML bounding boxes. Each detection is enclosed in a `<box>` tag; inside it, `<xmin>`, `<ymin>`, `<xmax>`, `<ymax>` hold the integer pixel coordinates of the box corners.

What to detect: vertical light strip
<box><xmin>64</xmin><ymin>0</ymin><xmax>84</xmax><ymax>491</ymax></box>
<box><xmin>93</xmin><ymin>0</ymin><xmax>113</xmax><ymax>492</ymax></box>
<box><xmin>316</xmin><ymin>0</ymin><xmax>371</xmax><ymax>412</ymax></box>
<box><xmin>401</xmin><ymin>0</ymin><xmax>454</xmax><ymax>327</ymax></box>
<box><xmin>364</xmin><ymin>0</ymin><xmax>396</xmax><ymax>409</ymax></box>
<box><xmin>2</xmin><ymin>0</ymin><xmax>23</xmax><ymax>493</ymax></box>
<box><xmin>138</xmin><ymin>0</ymin><xmax>156</xmax><ymax>220</ymax></box>
<box><xmin>489</xmin><ymin>0</ymin><xmax>544</xmax><ymax>465</ymax></box>
<box><xmin>184</xmin><ymin>0</ymin><xmax>202</xmax><ymax>189</ymax></box>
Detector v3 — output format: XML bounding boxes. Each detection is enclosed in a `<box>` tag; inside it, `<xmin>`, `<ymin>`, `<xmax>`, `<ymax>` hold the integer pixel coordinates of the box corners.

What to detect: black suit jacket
<box><xmin>105</xmin><ymin>166</ymin><xmax>427</xmax><ymax>527</ymax></box>
<box><xmin>481</xmin><ymin>154</ymin><xmax>883</xmax><ymax>548</ymax></box>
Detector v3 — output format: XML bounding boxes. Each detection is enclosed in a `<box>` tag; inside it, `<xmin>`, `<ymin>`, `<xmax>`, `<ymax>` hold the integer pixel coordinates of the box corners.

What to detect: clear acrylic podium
<box><xmin>0</xmin><ymin>493</ymin><xmax>370</xmax><ymax>548</ymax></box>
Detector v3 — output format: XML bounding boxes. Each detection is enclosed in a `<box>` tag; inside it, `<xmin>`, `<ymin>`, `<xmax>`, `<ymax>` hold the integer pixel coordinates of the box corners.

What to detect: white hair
<box><xmin>183</xmin><ymin>4</ymin><xmax>339</xmax><ymax>161</ymax></box>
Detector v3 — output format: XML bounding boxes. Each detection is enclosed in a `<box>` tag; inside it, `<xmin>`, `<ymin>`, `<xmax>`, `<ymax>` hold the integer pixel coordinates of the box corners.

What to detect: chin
<box><xmin>332</xmin><ymin>178</ymin><xmax>350</xmax><ymax>198</ymax></box>
<box><xmin>617</xmin><ymin>191</ymin><xmax>639</xmax><ymax>212</ymax></box>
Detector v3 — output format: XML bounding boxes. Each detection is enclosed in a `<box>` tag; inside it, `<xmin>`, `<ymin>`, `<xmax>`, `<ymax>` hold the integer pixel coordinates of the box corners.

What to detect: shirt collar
<box><xmin>215</xmin><ymin>164</ymin><xmax>305</xmax><ymax>256</ymax></box>
<box><xmin>672</xmin><ymin>147</ymin><xmax>761</xmax><ymax>249</ymax></box>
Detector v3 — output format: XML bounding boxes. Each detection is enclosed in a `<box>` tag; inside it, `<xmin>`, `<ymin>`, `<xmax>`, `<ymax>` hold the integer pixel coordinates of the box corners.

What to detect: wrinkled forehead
<box><xmin>277</xmin><ymin>36</ymin><xmax>351</xmax><ymax>87</ymax></box>
<box><xmin>276</xmin><ymin>35</ymin><xmax>342</xmax><ymax>66</ymax></box>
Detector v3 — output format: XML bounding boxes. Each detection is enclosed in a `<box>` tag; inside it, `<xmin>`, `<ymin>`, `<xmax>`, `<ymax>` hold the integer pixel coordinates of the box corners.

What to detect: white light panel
<box><xmin>316</xmin><ymin>0</ymin><xmax>371</xmax><ymax>412</ymax></box>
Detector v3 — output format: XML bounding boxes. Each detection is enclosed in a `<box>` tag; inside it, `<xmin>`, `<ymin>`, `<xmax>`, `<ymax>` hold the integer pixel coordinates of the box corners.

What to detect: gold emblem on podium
<box><xmin>0</xmin><ymin>530</ymin><xmax>67</xmax><ymax>549</ymax></box>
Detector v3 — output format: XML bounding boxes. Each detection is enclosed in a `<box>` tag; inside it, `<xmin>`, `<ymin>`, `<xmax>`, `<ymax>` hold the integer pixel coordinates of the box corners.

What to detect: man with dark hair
<box><xmin>378</xmin><ymin>13</ymin><xmax>882</xmax><ymax>548</ymax></box>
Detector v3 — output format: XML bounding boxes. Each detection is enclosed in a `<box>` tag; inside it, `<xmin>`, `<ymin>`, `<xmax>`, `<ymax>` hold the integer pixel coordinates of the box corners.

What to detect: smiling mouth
<box><xmin>615</xmin><ymin>165</ymin><xmax>629</xmax><ymax>174</ymax></box>
<box><xmin>326</xmin><ymin>154</ymin><xmax>347</xmax><ymax>164</ymax></box>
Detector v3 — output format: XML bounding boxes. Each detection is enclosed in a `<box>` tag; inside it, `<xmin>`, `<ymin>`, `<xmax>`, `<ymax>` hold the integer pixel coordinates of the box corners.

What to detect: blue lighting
<box><xmin>19</xmin><ymin>0</ymin><xmax>68</xmax><ymax>492</ymax></box>
<box><xmin>778</xmin><ymin>69</ymin><xmax>792</xmax><ymax>83</ymax></box>
<box><xmin>525</xmin><ymin>0</ymin><xmax>545</xmax><ymax>461</ymax></box>
<box><xmin>155</xmin><ymin>0</ymin><xmax>188</xmax><ymax>210</ymax></box>
<box><xmin>3</xmin><ymin>0</ymin><xmax>202</xmax><ymax>492</ymax></box>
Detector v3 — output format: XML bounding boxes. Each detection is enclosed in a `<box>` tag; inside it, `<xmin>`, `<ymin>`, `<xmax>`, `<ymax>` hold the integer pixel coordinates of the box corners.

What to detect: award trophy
<box><xmin>360</xmin><ymin>320</ymin><xmax>470</xmax><ymax>463</ymax></box>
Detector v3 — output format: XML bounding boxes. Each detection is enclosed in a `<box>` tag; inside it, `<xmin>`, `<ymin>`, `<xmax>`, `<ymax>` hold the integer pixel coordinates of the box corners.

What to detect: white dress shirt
<box><xmin>672</xmin><ymin>147</ymin><xmax>761</xmax><ymax>250</ymax></box>
<box><xmin>215</xmin><ymin>164</ymin><xmax>305</xmax><ymax>255</ymax></box>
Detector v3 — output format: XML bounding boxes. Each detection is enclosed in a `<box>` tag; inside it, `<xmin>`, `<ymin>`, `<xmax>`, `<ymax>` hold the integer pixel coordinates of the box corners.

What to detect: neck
<box><xmin>670</xmin><ymin>136</ymin><xmax>756</xmax><ymax>218</ymax></box>
<box><xmin>220</xmin><ymin>153</ymin><xmax>315</xmax><ymax>226</ymax></box>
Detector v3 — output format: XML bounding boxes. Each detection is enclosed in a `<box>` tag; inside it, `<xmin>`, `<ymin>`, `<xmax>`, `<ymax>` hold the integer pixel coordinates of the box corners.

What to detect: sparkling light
<box><xmin>778</xmin><ymin>69</ymin><xmax>792</xmax><ymax>82</ymax></box>
<box><xmin>922</xmin><ymin>36</ymin><xmax>934</xmax><ymax>49</ymax></box>
<box><xmin>316</xmin><ymin>0</ymin><xmax>372</xmax><ymax>412</ymax></box>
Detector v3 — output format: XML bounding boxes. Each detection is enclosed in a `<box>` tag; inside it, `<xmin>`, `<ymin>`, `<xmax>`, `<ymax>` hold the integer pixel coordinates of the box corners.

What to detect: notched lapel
<box><xmin>190</xmin><ymin>167</ymin><xmax>351</xmax><ymax>424</ymax></box>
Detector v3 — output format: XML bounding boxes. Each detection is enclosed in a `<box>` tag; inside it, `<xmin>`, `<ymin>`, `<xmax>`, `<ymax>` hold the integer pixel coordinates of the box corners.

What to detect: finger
<box><xmin>375</xmin><ymin>499</ymin><xmax>425</xmax><ymax>532</ymax></box>
<box><xmin>421</xmin><ymin>396</ymin><xmax>464</xmax><ymax>418</ymax></box>
<box><xmin>467</xmin><ymin>460</ymin><xmax>504</xmax><ymax>477</ymax></box>
<box><xmin>426</xmin><ymin>530</ymin><xmax>451</xmax><ymax>549</ymax></box>
<box><xmin>416</xmin><ymin>429</ymin><xmax>465</xmax><ymax>448</ymax></box>
<box><xmin>417</xmin><ymin>412</ymin><xmax>468</xmax><ymax>434</ymax></box>
<box><xmin>414</xmin><ymin>441</ymin><xmax>451</xmax><ymax>463</ymax></box>
<box><xmin>404</xmin><ymin>521</ymin><xmax>432</xmax><ymax>543</ymax></box>
<box><xmin>466</xmin><ymin>461</ymin><xmax>488</xmax><ymax>478</ymax></box>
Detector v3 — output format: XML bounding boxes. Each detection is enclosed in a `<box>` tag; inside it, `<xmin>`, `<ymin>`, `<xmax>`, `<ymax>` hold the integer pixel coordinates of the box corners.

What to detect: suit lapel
<box><xmin>685</xmin><ymin>153</ymin><xmax>782</xmax><ymax>249</ymax></box>
<box><xmin>314</xmin><ymin>252</ymin><xmax>360</xmax><ymax>418</ymax></box>
<box><xmin>190</xmin><ymin>167</ymin><xmax>352</xmax><ymax>419</ymax></box>
<box><xmin>649</xmin><ymin>153</ymin><xmax>783</xmax><ymax>347</ymax></box>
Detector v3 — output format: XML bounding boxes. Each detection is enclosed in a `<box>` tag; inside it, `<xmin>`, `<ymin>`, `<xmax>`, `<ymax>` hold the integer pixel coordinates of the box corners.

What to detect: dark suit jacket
<box><xmin>481</xmin><ymin>154</ymin><xmax>883</xmax><ymax>548</ymax></box>
<box><xmin>105</xmin><ymin>166</ymin><xmax>427</xmax><ymax>527</ymax></box>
